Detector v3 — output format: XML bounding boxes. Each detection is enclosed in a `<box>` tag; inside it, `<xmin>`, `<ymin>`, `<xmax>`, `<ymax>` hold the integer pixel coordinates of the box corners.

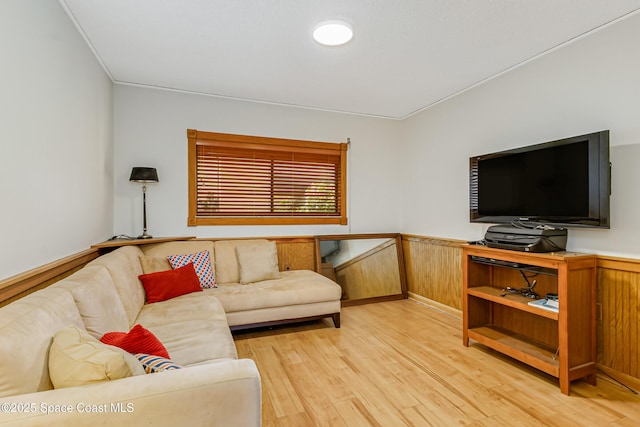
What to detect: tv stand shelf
<box><xmin>467</xmin><ymin>326</ymin><xmax>559</xmax><ymax>377</ymax></box>
<box><xmin>466</xmin><ymin>286</ymin><xmax>558</xmax><ymax>320</ymax></box>
<box><xmin>462</xmin><ymin>245</ymin><xmax>597</xmax><ymax>395</ymax></box>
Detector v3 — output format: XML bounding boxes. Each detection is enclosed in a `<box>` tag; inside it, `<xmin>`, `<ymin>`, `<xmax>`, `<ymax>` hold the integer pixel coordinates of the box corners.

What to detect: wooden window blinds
<box><xmin>187</xmin><ymin>129</ymin><xmax>348</xmax><ymax>226</ymax></box>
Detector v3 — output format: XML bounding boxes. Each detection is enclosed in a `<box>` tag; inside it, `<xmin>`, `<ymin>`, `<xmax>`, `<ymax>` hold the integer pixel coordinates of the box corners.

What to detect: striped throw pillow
<box><xmin>134</xmin><ymin>353</ymin><xmax>182</xmax><ymax>373</ymax></box>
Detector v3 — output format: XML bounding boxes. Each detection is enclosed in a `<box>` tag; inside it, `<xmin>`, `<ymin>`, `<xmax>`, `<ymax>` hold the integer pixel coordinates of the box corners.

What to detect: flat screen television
<box><xmin>469</xmin><ymin>130</ymin><xmax>610</xmax><ymax>228</ymax></box>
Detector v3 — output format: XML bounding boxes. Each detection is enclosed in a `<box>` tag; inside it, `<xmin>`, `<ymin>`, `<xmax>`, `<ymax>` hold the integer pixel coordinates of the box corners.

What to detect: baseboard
<box><xmin>598</xmin><ymin>365</ymin><xmax>640</xmax><ymax>394</ymax></box>
<box><xmin>408</xmin><ymin>292</ymin><xmax>462</xmax><ymax>318</ymax></box>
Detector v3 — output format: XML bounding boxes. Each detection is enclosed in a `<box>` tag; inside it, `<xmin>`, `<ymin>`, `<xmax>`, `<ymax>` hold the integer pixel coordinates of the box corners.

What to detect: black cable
<box><xmin>109</xmin><ymin>234</ymin><xmax>136</xmax><ymax>240</ymax></box>
<box><xmin>598</xmin><ymin>369</ymin><xmax>639</xmax><ymax>395</ymax></box>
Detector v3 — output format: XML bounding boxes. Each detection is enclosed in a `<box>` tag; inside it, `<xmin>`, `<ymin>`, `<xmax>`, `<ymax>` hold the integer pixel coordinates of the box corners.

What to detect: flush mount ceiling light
<box><xmin>313</xmin><ymin>20</ymin><xmax>353</xmax><ymax>46</ymax></box>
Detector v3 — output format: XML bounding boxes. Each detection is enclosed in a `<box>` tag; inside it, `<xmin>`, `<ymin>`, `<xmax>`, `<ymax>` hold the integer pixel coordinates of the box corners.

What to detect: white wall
<box><xmin>113</xmin><ymin>86</ymin><xmax>403</xmax><ymax>239</ymax></box>
<box><xmin>5</xmin><ymin>2</ymin><xmax>639</xmax><ymax>282</ymax></box>
<box><xmin>401</xmin><ymin>12</ymin><xmax>640</xmax><ymax>257</ymax></box>
<box><xmin>0</xmin><ymin>0</ymin><xmax>113</xmax><ymax>280</ymax></box>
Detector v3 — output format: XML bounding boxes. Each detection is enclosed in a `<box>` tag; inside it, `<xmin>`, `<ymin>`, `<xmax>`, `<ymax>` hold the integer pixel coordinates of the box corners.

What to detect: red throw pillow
<box><xmin>101</xmin><ymin>324</ymin><xmax>170</xmax><ymax>359</ymax></box>
<box><xmin>138</xmin><ymin>262</ymin><xmax>202</xmax><ymax>304</ymax></box>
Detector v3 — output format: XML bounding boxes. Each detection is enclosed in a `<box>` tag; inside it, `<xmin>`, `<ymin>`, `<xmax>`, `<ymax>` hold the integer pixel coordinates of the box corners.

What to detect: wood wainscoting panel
<box><xmin>402</xmin><ymin>235</ymin><xmax>465</xmax><ymax>310</ymax></box>
<box><xmin>274</xmin><ymin>239</ymin><xmax>317</xmax><ymax>271</ymax></box>
<box><xmin>597</xmin><ymin>256</ymin><xmax>640</xmax><ymax>381</ymax></box>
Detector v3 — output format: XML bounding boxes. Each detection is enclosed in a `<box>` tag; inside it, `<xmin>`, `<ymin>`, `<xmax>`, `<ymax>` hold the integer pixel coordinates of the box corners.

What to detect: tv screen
<box><xmin>470</xmin><ymin>130</ymin><xmax>610</xmax><ymax>228</ymax></box>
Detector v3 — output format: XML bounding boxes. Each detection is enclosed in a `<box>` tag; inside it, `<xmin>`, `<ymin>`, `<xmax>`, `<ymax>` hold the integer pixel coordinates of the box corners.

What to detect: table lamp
<box><xmin>129</xmin><ymin>167</ymin><xmax>159</xmax><ymax>239</ymax></box>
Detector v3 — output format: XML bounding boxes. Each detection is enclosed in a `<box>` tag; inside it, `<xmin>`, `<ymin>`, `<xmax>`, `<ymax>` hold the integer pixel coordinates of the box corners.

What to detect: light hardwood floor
<box><xmin>234</xmin><ymin>299</ymin><xmax>640</xmax><ymax>426</ymax></box>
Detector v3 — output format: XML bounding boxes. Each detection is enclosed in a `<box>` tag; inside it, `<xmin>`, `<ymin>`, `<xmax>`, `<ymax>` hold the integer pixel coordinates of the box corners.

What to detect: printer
<box><xmin>484</xmin><ymin>224</ymin><xmax>567</xmax><ymax>253</ymax></box>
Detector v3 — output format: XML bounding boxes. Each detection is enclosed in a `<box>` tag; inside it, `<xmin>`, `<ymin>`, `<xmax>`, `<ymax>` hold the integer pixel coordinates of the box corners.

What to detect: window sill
<box><xmin>188</xmin><ymin>216</ymin><xmax>348</xmax><ymax>226</ymax></box>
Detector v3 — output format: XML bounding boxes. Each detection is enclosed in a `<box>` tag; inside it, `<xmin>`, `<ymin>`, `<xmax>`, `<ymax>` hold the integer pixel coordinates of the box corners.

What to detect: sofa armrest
<box><xmin>0</xmin><ymin>359</ymin><xmax>261</xmax><ymax>427</ymax></box>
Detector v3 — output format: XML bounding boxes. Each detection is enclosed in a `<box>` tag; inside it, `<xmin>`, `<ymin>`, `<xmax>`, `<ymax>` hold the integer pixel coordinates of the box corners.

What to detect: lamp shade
<box><xmin>129</xmin><ymin>167</ymin><xmax>159</xmax><ymax>183</ymax></box>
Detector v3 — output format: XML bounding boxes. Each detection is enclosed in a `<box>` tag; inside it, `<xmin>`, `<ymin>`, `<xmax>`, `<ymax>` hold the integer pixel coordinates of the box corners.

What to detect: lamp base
<box><xmin>137</xmin><ymin>232</ymin><xmax>153</xmax><ymax>239</ymax></box>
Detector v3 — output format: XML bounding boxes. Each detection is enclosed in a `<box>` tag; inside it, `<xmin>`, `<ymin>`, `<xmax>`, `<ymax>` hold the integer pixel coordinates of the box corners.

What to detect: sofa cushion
<box><xmin>225</xmin><ymin>300</ymin><xmax>341</xmax><ymax>327</ymax></box>
<box><xmin>141</xmin><ymin>240</ymin><xmax>215</xmax><ymax>264</ymax></box>
<box><xmin>139</xmin><ymin>254</ymin><xmax>172</xmax><ymax>274</ymax></box>
<box><xmin>135</xmin><ymin>292</ymin><xmax>238</xmax><ymax>365</ymax></box>
<box><xmin>49</xmin><ymin>326</ymin><xmax>141</xmax><ymax>389</ymax></box>
<box><xmin>210</xmin><ymin>270</ymin><xmax>342</xmax><ymax>313</ymax></box>
<box><xmin>87</xmin><ymin>246</ymin><xmax>146</xmax><ymax>327</ymax></box>
<box><xmin>0</xmin><ymin>287</ymin><xmax>85</xmax><ymax>397</ymax></box>
<box><xmin>236</xmin><ymin>241</ymin><xmax>280</xmax><ymax>284</ymax></box>
<box><xmin>139</xmin><ymin>263</ymin><xmax>202</xmax><ymax>303</ymax></box>
<box><xmin>214</xmin><ymin>239</ymin><xmax>273</xmax><ymax>284</ymax></box>
<box><xmin>101</xmin><ymin>324</ymin><xmax>170</xmax><ymax>359</ymax></box>
<box><xmin>52</xmin><ymin>265</ymin><xmax>129</xmax><ymax>339</ymax></box>
<box><xmin>167</xmin><ymin>250</ymin><xmax>216</xmax><ymax>288</ymax></box>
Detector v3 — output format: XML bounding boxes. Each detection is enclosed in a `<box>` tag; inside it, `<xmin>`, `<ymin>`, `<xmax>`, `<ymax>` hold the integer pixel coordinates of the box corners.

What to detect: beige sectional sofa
<box><xmin>0</xmin><ymin>239</ymin><xmax>341</xmax><ymax>426</ymax></box>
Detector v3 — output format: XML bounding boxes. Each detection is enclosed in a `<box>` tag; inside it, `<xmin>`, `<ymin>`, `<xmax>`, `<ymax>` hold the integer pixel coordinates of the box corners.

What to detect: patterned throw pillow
<box><xmin>134</xmin><ymin>353</ymin><xmax>182</xmax><ymax>374</ymax></box>
<box><xmin>167</xmin><ymin>251</ymin><xmax>216</xmax><ymax>288</ymax></box>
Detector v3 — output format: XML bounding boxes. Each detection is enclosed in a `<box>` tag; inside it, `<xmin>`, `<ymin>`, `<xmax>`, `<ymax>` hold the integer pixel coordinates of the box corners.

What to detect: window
<box><xmin>187</xmin><ymin>129</ymin><xmax>348</xmax><ymax>226</ymax></box>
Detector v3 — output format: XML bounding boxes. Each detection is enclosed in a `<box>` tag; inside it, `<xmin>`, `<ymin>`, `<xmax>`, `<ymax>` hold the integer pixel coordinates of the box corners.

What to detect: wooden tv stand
<box><xmin>462</xmin><ymin>245</ymin><xmax>597</xmax><ymax>395</ymax></box>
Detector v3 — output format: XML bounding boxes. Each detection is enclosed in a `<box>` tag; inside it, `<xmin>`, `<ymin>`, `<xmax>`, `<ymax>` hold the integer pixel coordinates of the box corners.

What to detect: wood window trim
<box><xmin>187</xmin><ymin>129</ymin><xmax>348</xmax><ymax>226</ymax></box>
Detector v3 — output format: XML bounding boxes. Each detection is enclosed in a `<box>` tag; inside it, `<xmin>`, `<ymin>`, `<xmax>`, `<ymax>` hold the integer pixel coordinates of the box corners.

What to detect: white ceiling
<box><xmin>60</xmin><ymin>0</ymin><xmax>640</xmax><ymax>119</ymax></box>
